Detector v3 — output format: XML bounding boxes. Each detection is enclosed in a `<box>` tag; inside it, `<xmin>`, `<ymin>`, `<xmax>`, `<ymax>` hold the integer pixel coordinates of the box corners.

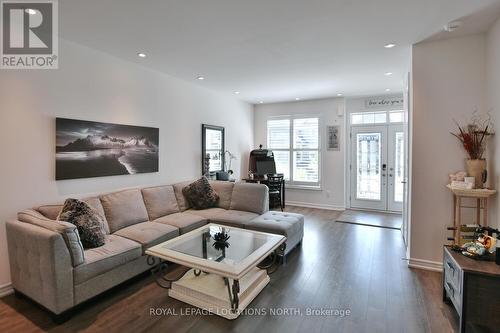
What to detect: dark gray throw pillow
<box><xmin>182</xmin><ymin>177</ymin><xmax>219</xmax><ymax>210</ymax></box>
<box><xmin>57</xmin><ymin>198</ymin><xmax>106</xmax><ymax>249</ymax></box>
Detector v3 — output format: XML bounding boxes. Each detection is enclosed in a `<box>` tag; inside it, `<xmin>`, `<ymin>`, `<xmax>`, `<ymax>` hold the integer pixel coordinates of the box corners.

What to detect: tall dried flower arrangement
<box><xmin>451</xmin><ymin>112</ymin><xmax>493</xmax><ymax>160</ymax></box>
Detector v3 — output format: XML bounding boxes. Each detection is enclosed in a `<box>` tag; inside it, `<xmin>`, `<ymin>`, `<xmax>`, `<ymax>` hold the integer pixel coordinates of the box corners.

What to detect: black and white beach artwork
<box><xmin>56</xmin><ymin>118</ymin><xmax>159</xmax><ymax>180</ymax></box>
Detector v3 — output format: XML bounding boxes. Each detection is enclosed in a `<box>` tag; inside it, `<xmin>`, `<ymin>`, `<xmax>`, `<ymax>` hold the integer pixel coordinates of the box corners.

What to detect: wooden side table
<box><xmin>446</xmin><ymin>185</ymin><xmax>496</xmax><ymax>245</ymax></box>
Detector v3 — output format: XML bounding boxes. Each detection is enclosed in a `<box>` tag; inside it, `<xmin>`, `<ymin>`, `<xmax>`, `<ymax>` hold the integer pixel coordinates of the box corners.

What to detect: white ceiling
<box><xmin>59</xmin><ymin>0</ymin><xmax>500</xmax><ymax>104</ymax></box>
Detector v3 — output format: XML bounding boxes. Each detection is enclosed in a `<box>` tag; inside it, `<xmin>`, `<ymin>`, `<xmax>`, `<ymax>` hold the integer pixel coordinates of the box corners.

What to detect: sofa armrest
<box><xmin>229</xmin><ymin>183</ymin><xmax>269</xmax><ymax>214</ymax></box>
<box><xmin>6</xmin><ymin>220</ymin><xmax>74</xmax><ymax>314</ymax></box>
<box><xmin>18</xmin><ymin>209</ymin><xmax>85</xmax><ymax>267</ymax></box>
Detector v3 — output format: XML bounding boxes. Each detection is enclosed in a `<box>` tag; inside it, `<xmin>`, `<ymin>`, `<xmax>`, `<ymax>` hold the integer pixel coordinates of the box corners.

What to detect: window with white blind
<box><xmin>267</xmin><ymin>116</ymin><xmax>320</xmax><ymax>187</ymax></box>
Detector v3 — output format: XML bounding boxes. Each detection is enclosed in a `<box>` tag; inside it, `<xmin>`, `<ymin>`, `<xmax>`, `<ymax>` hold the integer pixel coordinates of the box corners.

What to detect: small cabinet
<box><xmin>443</xmin><ymin>249</ymin><xmax>462</xmax><ymax>312</ymax></box>
<box><xmin>443</xmin><ymin>246</ymin><xmax>500</xmax><ymax>333</ymax></box>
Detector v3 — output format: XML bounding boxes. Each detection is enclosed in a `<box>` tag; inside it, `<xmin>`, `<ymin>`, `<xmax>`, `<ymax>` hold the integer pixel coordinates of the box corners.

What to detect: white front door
<box><xmin>387</xmin><ymin>125</ymin><xmax>404</xmax><ymax>212</ymax></box>
<box><xmin>350</xmin><ymin>126</ymin><xmax>387</xmax><ymax>210</ymax></box>
<box><xmin>350</xmin><ymin>124</ymin><xmax>404</xmax><ymax>212</ymax></box>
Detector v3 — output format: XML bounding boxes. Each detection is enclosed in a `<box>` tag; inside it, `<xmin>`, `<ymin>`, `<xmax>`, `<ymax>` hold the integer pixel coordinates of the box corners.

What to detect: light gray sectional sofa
<box><xmin>6</xmin><ymin>180</ymin><xmax>304</xmax><ymax>319</ymax></box>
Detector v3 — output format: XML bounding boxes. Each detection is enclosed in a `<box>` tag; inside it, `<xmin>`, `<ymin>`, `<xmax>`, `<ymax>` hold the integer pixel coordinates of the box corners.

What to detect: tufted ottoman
<box><xmin>244</xmin><ymin>211</ymin><xmax>304</xmax><ymax>260</ymax></box>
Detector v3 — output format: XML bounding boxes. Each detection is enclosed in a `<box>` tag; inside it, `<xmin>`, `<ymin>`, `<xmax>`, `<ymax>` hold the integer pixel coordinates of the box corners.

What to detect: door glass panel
<box><xmin>350</xmin><ymin>112</ymin><xmax>387</xmax><ymax>125</ymax></box>
<box><xmin>394</xmin><ymin>132</ymin><xmax>404</xmax><ymax>202</ymax></box>
<box><xmin>356</xmin><ymin>133</ymin><xmax>381</xmax><ymax>200</ymax></box>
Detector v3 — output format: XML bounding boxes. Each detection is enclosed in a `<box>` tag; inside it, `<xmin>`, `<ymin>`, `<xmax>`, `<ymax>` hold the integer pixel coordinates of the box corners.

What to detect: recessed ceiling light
<box><xmin>384</xmin><ymin>72</ymin><xmax>393</xmax><ymax>76</ymax></box>
<box><xmin>385</xmin><ymin>88</ymin><xmax>391</xmax><ymax>92</ymax></box>
<box><xmin>234</xmin><ymin>91</ymin><xmax>240</xmax><ymax>95</ymax></box>
<box><xmin>384</xmin><ymin>43</ymin><xmax>396</xmax><ymax>48</ymax></box>
<box><xmin>25</xmin><ymin>8</ymin><xmax>37</xmax><ymax>15</ymax></box>
<box><xmin>197</xmin><ymin>76</ymin><xmax>205</xmax><ymax>80</ymax></box>
<box><xmin>259</xmin><ymin>101</ymin><xmax>264</xmax><ymax>104</ymax></box>
<box><xmin>337</xmin><ymin>93</ymin><xmax>343</xmax><ymax>97</ymax></box>
<box><xmin>137</xmin><ymin>53</ymin><xmax>147</xmax><ymax>58</ymax></box>
<box><xmin>295</xmin><ymin>97</ymin><xmax>301</xmax><ymax>101</ymax></box>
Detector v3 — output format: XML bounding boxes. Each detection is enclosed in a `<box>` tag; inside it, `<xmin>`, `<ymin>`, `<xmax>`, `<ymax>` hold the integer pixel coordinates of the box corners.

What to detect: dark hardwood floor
<box><xmin>0</xmin><ymin>207</ymin><xmax>458</xmax><ymax>333</ymax></box>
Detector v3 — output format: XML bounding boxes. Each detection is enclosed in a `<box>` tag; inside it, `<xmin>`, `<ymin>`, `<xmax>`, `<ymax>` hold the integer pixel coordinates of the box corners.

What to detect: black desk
<box><xmin>242</xmin><ymin>175</ymin><xmax>285</xmax><ymax>209</ymax></box>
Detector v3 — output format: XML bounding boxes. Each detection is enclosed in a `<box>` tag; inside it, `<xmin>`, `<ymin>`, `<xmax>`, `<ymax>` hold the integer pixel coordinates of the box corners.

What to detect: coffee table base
<box><xmin>168</xmin><ymin>267</ymin><xmax>269</xmax><ymax>320</ymax></box>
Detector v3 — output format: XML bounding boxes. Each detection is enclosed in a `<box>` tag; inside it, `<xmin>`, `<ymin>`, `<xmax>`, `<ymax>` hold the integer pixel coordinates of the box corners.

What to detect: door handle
<box><xmin>401</xmin><ymin>180</ymin><xmax>407</xmax><ymax>184</ymax></box>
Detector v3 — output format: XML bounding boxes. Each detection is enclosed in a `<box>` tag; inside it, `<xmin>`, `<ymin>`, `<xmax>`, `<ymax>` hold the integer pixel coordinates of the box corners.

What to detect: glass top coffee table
<box><xmin>146</xmin><ymin>224</ymin><xmax>286</xmax><ymax>319</ymax></box>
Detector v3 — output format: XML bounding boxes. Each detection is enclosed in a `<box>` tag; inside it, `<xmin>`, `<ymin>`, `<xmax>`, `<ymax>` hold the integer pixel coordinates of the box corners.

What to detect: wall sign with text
<box><xmin>365</xmin><ymin>97</ymin><xmax>403</xmax><ymax>108</ymax></box>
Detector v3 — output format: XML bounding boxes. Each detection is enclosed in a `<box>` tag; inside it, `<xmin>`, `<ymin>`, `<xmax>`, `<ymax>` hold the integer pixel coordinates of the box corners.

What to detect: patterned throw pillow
<box><xmin>182</xmin><ymin>177</ymin><xmax>219</xmax><ymax>210</ymax></box>
<box><xmin>57</xmin><ymin>198</ymin><xmax>106</xmax><ymax>249</ymax></box>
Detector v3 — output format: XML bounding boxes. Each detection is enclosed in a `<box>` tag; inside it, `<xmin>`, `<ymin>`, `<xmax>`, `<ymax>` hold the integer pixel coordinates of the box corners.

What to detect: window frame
<box><xmin>267</xmin><ymin>115</ymin><xmax>322</xmax><ymax>189</ymax></box>
<box><xmin>350</xmin><ymin>110</ymin><xmax>404</xmax><ymax>126</ymax></box>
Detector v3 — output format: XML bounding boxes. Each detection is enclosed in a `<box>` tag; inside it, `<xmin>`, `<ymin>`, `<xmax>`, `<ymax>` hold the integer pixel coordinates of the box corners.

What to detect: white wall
<box><xmin>410</xmin><ymin>35</ymin><xmax>487</xmax><ymax>268</ymax></box>
<box><xmin>486</xmin><ymin>17</ymin><xmax>500</xmax><ymax>230</ymax></box>
<box><xmin>254</xmin><ymin>98</ymin><xmax>345</xmax><ymax>210</ymax></box>
<box><xmin>0</xmin><ymin>40</ymin><xmax>254</xmax><ymax>290</ymax></box>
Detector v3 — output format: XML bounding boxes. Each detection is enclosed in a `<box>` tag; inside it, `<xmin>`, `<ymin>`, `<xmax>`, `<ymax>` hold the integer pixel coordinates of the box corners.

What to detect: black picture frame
<box><xmin>202</xmin><ymin>124</ymin><xmax>225</xmax><ymax>176</ymax></box>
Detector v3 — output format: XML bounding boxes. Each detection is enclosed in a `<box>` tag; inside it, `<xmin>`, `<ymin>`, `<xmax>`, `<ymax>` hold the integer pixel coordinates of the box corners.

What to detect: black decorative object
<box><xmin>212</xmin><ymin>230</ymin><xmax>230</xmax><ymax>251</ymax></box>
<box><xmin>56</xmin><ymin>118</ymin><xmax>159</xmax><ymax>180</ymax></box>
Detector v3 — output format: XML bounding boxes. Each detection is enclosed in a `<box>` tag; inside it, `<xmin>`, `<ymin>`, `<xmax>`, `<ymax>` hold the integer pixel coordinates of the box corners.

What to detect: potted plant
<box><xmin>451</xmin><ymin>113</ymin><xmax>493</xmax><ymax>188</ymax></box>
<box><xmin>215</xmin><ymin>150</ymin><xmax>237</xmax><ymax>181</ymax></box>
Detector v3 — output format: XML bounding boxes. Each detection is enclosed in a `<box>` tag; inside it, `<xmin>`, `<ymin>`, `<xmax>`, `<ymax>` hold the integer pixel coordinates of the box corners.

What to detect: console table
<box><xmin>443</xmin><ymin>246</ymin><xmax>500</xmax><ymax>333</ymax></box>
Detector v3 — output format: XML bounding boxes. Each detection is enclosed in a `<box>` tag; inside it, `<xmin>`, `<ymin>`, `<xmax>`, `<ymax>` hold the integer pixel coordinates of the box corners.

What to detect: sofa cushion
<box><xmin>17</xmin><ymin>209</ymin><xmax>85</xmax><ymax>267</ymax></box>
<box><xmin>210</xmin><ymin>210</ymin><xmax>259</xmax><ymax>227</ymax></box>
<box><xmin>153</xmin><ymin>212</ymin><xmax>207</xmax><ymax>234</ymax></box>
<box><xmin>173</xmin><ymin>181</ymin><xmax>192</xmax><ymax>211</ymax></box>
<box><xmin>37</xmin><ymin>197</ymin><xmax>108</xmax><ymax>226</ymax></box>
<box><xmin>113</xmin><ymin>222</ymin><xmax>179</xmax><ymax>253</ymax></box>
<box><xmin>141</xmin><ymin>185</ymin><xmax>180</xmax><ymax>220</ymax></box>
<box><xmin>57</xmin><ymin>199</ymin><xmax>107</xmax><ymax>249</ymax></box>
<box><xmin>209</xmin><ymin>181</ymin><xmax>234</xmax><ymax>210</ymax></box>
<box><xmin>100</xmin><ymin>189</ymin><xmax>149</xmax><ymax>233</ymax></box>
<box><xmin>182</xmin><ymin>177</ymin><xmax>219</xmax><ymax>210</ymax></box>
<box><xmin>36</xmin><ymin>204</ymin><xmax>63</xmax><ymax>220</ymax></box>
<box><xmin>186</xmin><ymin>208</ymin><xmax>227</xmax><ymax>220</ymax></box>
<box><xmin>230</xmin><ymin>183</ymin><xmax>269</xmax><ymax>214</ymax></box>
<box><xmin>74</xmin><ymin>235</ymin><xmax>142</xmax><ymax>284</ymax></box>
<box><xmin>244</xmin><ymin>211</ymin><xmax>304</xmax><ymax>254</ymax></box>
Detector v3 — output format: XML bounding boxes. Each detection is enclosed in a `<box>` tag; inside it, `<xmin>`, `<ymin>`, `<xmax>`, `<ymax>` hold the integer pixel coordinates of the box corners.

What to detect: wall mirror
<box><xmin>202</xmin><ymin>124</ymin><xmax>225</xmax><ymax>176</ymax></box>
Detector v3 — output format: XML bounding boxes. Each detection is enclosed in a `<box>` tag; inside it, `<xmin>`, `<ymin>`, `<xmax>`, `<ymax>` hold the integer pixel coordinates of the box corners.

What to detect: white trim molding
<box><xmin>408</xmin><ymin>258</ymin><xmax>443</xmax><ymax>272</ymax></box>
<box><xmin>0</xmin><ymin>283</ymin><xmax>13</xmax><ymax>298</ymax></box>
<box><xmin>286</xmin><ymin>201</ymin><xmax>345</xmax><ymax>211</ymax></box>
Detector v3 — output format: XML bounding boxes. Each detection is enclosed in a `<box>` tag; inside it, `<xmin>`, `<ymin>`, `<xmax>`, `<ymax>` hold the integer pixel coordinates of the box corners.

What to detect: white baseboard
<box><xmin>408</xmin><ymin>258</ymin><xmax>443</xmax><ymax>272</ymax></box>
<box><xmin>286</xmin><ymin>201</ymin><xmax>345</xmax><ymax>211</ymax></box>
<box><xmin>0</xmin><ymin>283</ymin><xmax>13</xmax><ymax>298</ymax></box>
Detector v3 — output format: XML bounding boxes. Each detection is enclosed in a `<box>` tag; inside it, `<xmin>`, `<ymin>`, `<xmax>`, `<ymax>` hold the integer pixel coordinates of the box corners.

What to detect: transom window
<box><xmin>267</xmin><ymin>116</ymin><xmax>320</xmax><ymax>188</ymax></box>
<box><xmin>350</xmin><ymin>111</ymin><xmax>404</xmax><ymax>125</ymax></box>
